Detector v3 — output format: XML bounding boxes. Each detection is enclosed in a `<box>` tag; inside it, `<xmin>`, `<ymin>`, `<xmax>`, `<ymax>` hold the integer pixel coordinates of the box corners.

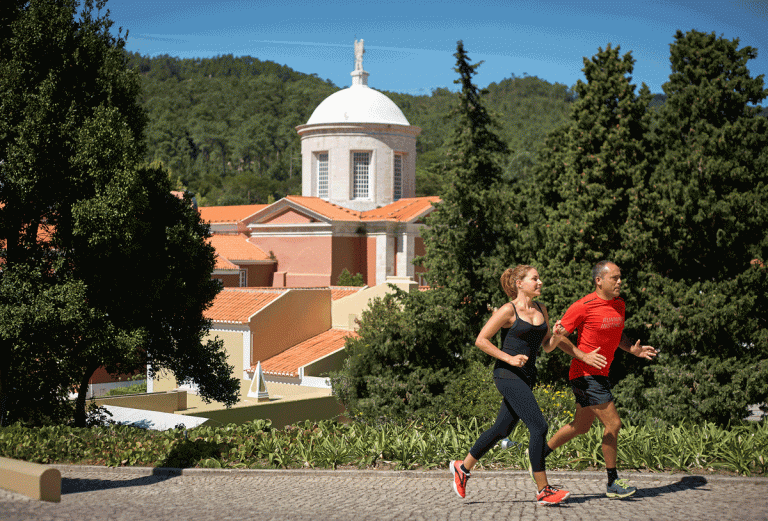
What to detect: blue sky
<box><xmin>106</xmin><ymin>0</ymin><xmax>768</xmax><ymax>96</ymax></box>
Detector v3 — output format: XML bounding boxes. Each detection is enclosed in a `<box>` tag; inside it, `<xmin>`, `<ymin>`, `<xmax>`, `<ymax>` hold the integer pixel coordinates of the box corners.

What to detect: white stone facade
<box><xmin>296</xmin><ymin>123</ymin><xmax>419</xmax><ymax>211</ymax></box>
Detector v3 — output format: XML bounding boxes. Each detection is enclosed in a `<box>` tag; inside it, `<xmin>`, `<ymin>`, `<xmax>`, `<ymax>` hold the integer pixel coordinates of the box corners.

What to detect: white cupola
<box><xmin>296</xmin><ymin>39</ymin><xmax>421</xmax><ymax>211</ymax></box>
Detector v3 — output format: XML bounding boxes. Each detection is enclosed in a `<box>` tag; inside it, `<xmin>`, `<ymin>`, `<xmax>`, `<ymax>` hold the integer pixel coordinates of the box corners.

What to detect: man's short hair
<box><xmin>592</xmin><ymin>260</ymin><xmax>614</xmax><ymax>287</ymax></box>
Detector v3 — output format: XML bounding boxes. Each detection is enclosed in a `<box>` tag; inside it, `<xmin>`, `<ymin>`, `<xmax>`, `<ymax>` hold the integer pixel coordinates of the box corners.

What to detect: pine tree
<box><xmin>531</xmin><ymin>44</ymin><xmax>652</xmax><ymax>311</ymax></box>
<box><xmin>417</xmin><ymin>41</ymin><xmax>525</xmax><ymax>339</ymax></box>
<box><xmin>615</xmin><ymin>30</ymin><xmax>768</xmax><ymax>425</ymax></box>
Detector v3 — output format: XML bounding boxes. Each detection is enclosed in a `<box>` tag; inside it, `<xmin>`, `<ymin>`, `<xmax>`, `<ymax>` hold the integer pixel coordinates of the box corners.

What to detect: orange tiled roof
<box><xmin>283</xmin><ymin>196</ymin><xmax>362</xmax><ymax>221</ymax></box>
<box><xmin>284</xmin><ymin>195</ymin><xmax>439</xmax><ymax>223</ymax></box>
<box><xmin>204</xmin><ymin>288</ymin><xmax>286</xmax><ymax>323</ymax></box>
<box><xmin>330</xmin><ymin>286</ymin><xmax>366</xmax><ymax>300</ymax></box>
<box><xmin>259</xmin><ymin>329</ymin><xmax>358</xmax><ymax>377</ymax></box>
<box><xmin>199</xmin><ymin>204</ymin><xmax>269</xmax><ymax>224</ymax></box>
<box><xmin>361</xmin><ymin>197</ymin><xmax>440</xmax><ymax>222</ymax></box>
<box><xmin>208</xmin><ymin>234</ymin><xmax>271</xmax><ymax>262</ymax></box>
<box><xmin>214</xmin><ymin>256</ymin><xmax>239</xmax><ymax>271</ymax></box>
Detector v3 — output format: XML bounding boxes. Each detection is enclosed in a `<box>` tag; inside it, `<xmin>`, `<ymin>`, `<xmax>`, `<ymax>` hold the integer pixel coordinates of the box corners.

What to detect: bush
<box><xmin>103</xmin><ymin>381</ymin><xmax>148</xmax><ymax>397</ymax></box>
<box><xmin>330</xmin><ymin>287</ymin><xmax>473</xmax><ymax>422</ymax></box>
<box><xmin>442</xmin><ymin>360</ymin><xmax>575</xmax><ymax>428</ymax></box>
<box><xmin>336</xmin><ymin>268</ymin><xmax>364</xmax><ymax>286</ymax></box>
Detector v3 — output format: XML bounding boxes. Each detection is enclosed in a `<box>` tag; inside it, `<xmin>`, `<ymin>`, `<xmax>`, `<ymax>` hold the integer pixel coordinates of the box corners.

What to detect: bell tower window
<box><xmin>352</xmin><ymin>151</ymin><xmax>370</xmax><ymax>199</ymax></box>
<box><xmin>316</xmin><ymin>152</ymin><xmax>329</xmax><ymax>198</ymax></box>
<box><xmin>393</xmin><ymin>153</ymin><xmax>403</xmax><ymax>201</ymax></box>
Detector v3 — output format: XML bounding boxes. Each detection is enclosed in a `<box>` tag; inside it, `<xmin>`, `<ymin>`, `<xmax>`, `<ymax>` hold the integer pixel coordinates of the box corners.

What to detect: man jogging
<box><xmin>545</xmin><ymin>260</ymin><xmax>657</xmax><ymax>498</ymax></box>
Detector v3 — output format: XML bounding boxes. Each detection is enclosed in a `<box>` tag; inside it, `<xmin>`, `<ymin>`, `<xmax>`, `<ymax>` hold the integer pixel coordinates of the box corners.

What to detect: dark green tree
<box><xmin>524</xmin><ymin>44</ymin><xmax>653</xmax><ymax>382</ymax></box>
<box><xmin>330</xmin><ymin>288</ymin><xmax>470</xmax><ymax>420</ymax></box>
<box><xmin>417</xmin><ymin>41</ymin><xmax>525</xmax><ymax>343</ymax></box>
<box><xmin>615</xmin><ymin>30</ymin><xmax>768</xmax><ymax>425</ymax></box>
<box><xmin>0</xmin><ymin>0</ymin><xmax>238</xmax><ymax>426</ymax></box>
<box><xmin>336</xmin><ymin>268</ymin><xmax>364</xmax><ymax>287</ymax></box>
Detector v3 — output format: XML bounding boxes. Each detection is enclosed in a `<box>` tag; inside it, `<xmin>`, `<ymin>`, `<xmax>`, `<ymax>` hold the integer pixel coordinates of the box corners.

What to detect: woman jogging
<box><xmin>449</xmin><ymin>265</ymin><xmax>570</xmax><ymax>506</ymax></box>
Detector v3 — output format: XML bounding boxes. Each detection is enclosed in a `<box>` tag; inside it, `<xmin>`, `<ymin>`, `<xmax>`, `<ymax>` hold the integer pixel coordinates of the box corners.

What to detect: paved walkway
<box><xmin>1</xmin><ymin>465</ymin><xmax>766</xmax><ymax>521</ymax></box>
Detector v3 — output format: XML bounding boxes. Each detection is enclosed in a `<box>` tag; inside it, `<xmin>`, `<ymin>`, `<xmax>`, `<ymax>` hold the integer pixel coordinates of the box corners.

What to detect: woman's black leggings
<box><xmin>468</xmin><ymin>376</ymin><xmax>549</xmax><ymax>472</ymax></box>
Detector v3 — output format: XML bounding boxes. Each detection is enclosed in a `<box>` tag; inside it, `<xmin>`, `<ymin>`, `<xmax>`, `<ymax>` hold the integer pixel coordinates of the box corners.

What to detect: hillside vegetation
<box><xmin>126</xmin><ymin>52</ymin><xmax>576</xmax><ymax>205</ymax></box>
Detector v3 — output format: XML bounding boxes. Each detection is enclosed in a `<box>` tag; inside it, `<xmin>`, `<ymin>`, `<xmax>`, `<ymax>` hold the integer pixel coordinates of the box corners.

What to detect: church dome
<box><xmin>306</xmin><ymin>84</ymin><xmax>411</xmax><ymax>126</ymax></box>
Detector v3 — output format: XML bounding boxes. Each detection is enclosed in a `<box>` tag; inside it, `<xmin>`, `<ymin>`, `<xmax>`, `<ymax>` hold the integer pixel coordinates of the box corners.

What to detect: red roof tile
<box><xmin>259</xmin><ymin>329</ymin><xmax>358</xmax><ymax>376</ymax></box>
<box><xmin>204</xmin><ymin>288</ymin><xmax>286</xmax><ymax>323</ymax></box>
<box><xmin>199</xmin><ymin>204</ymin><xmax>269</xmax><ymax>224</ymax></box>
<box><xmin>361</xmin><ymin>197</ymin><xmax>440</xmax><ymax>222</ymax></box>
<box><xmin>208</xmin><ymin>234</ymin><xmax>272</xmax><ymax>262</ymax></box>
<box><xmin>283</xmin><ymin>196</ymin><xmax>362</xmax><ymax>221</ymax></box>
<box><xmin>214</xmin><ymin>256</ymin><xmax>239</xmax><ymax>271</ymax></box>
<box><xmin>283</xmin><ymin>195</ymin><xmax>439</xmax><ymax>223</ymax></box>
<box><xmin>330</xmin><ymin>286</ymin><xmax>366</xmax><ymax>300</ymax></box>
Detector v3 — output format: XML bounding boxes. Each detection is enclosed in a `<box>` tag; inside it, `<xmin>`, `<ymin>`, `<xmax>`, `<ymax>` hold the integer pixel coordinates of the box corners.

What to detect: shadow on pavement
<box><xmin>62</xmin><ymin>468</ymin><xmax>182</xmax><ymax>494</ymax></box>
<box><xmin>564</xmin><ymin>475</ymin><xmax>708</xmax><ymax>504</ymax></box>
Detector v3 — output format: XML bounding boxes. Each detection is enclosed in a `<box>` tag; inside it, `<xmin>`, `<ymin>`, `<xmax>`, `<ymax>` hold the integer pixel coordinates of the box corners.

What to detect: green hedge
<box><xmin>1</xmin><ymin>417</ymin><xmax>766</xmax><ymax>475</ymax></box>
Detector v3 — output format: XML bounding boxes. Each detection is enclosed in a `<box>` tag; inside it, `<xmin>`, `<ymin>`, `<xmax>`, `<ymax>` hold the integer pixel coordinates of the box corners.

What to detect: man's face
<box><xmin>596</xmin><ymin>263</ymin><xmax>622</xmax><ymax>298</ymax></box>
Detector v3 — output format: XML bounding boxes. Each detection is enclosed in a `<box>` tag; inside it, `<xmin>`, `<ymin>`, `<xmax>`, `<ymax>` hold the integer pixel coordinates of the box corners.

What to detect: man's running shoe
<box><xmin>606</xmin><ymin>478</ymin><xmax>637</xmax><ymax>499</ymax></box>
<box><xmin>524</xmin><ymin>448</ymin><xmax>535</xmax><ymax>483</ymax></box>
<box><xmin>536</xmin><ymin>485</ymin><xmax>570</xmax><ymax>506</ymax></box>
<box><xmin>449</xmin><ymin>460</ymin><xmax>470</xmax><ymax>499</ymax></box>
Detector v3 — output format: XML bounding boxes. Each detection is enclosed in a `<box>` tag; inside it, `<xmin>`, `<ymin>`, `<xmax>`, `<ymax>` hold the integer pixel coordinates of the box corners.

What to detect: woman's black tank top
<box><xmin>493</xmin><ymin>302</ymin><xmax>547</xmax><ymax>386</ymax></box>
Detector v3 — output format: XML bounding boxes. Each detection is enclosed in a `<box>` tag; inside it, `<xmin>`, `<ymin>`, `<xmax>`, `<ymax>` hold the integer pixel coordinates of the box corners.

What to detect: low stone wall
<box><xmin>0</xmin><ymin>457</ymin><xmax>61</xmax><ymax>502</ymax></box>
<box><xmin>181</xmin><ymin>395</ymin><xmax>344</xmax><ymax>430</ymax></box>
<box><xmin>93</xmin><ymin>390</ymin><xmax>187</xmax><ymax>414</ymax></box>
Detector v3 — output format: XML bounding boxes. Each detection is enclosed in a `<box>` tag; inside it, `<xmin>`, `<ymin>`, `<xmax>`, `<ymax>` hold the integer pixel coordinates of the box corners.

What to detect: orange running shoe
<box><xmin>449</xmin><ymin>460</ymin><xmax>470</xmax><ymax>499</ymax></box>
<box><xmin>536</xmin><ymin>485</ymin><xmax>570</xmax><ymax>506</ymax></box>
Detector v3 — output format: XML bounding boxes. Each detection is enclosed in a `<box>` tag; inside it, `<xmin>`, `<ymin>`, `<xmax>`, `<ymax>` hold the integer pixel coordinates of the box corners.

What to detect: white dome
<box><xmin>306</xmin><ymin>84</ymin><xmax>411</xmax><ymax>126</ymax></box>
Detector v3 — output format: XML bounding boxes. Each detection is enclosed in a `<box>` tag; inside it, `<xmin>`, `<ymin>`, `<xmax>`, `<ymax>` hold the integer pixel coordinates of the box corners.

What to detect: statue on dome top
<box><xmin>354</xmin><ymin>39</ymin><xmax>365</xmax><ymax>71</ymax></box>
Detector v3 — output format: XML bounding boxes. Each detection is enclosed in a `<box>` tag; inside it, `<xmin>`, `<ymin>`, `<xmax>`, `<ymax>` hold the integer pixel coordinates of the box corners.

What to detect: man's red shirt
<box><xmin>559</xmin><ymin>291</ymin><xmax>625</xmax><ymax>380</ymax></box>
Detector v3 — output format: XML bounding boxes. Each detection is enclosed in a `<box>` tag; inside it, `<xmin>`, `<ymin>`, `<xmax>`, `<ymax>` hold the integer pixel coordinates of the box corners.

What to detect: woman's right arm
<box><xmin>475</xmin><ymin>304</ymin><xmax>529</xmax><ymax>368</ymax></box>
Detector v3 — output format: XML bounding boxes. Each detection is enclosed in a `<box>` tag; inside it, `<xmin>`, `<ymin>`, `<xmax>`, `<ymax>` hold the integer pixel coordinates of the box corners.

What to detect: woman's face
<box><xmin>518</xmin><ymin>268</ymin><xmax>543</xmax><ymax>296</ymax></box>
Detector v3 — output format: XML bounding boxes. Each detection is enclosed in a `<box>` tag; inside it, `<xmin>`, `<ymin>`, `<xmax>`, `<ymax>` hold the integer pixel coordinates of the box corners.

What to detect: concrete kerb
<box><xmin>0</xmin><ymin>457</ymin><xmax>61</xmax><ymax>502</ymax></box>
<box><xmin>49</xmin><ymin>464</ymin><xmax>768</xmax><ymax>485</ymax></box>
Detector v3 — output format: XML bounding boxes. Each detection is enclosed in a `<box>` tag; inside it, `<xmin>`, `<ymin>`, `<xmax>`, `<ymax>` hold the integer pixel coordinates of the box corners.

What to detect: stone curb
<box><xmin>50</xmin><ymin>464</ymin><xmax>768</xmax><ymax>484</ymax></box>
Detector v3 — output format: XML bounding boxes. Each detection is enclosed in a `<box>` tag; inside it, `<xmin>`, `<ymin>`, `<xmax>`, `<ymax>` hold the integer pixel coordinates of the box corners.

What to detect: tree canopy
<box><xmin>335</xmin><ymin>32</ymin><xmax>768</xmax><ymax>426</ymax></box>
<box><xmin>124</xmin><ymin>51</ymin><xmax>575</xmax><ymax>205</ymax></box>
<box><xmin>0</xmin><ymin>0</ymin><xmax>238</xmax><ymax>426</ymax></box>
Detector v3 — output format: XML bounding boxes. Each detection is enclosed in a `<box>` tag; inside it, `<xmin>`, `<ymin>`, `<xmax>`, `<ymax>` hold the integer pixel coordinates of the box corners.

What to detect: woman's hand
<box><xmin>509</xmin><ymin>354</ymin><xmax>529</xmax><ymax>368</ymax></box>
<box><xmin>552</xmin><ymin>320</ymin><xmax>567</xmax><ymax>337</ymax></box>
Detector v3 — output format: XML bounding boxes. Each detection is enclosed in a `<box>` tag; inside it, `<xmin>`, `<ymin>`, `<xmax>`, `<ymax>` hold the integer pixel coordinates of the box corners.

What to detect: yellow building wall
<box><xmin>249</xmin><ymin>288</ymin><xmax>331</xmax><ymax>364</ymax></box>
<box><xmin>152</xmin><ymin>329</ymin><xmax>249</xmax><ymax>395</ymax></box>
<box><xmin>331</xmin><ymin>277</ymin><xmax>418</xmax><ymax>330</ymax></box>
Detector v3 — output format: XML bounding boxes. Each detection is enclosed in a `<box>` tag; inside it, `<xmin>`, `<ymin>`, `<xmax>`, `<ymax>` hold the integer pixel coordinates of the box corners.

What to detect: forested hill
<box><xmin>126</xmin><ymin>52</ymin><xmax>579</xmax><ymax>205</ymax></box>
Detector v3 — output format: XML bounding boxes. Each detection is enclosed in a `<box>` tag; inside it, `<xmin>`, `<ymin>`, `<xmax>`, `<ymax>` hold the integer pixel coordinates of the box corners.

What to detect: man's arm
<box><xmin>553</xmin><ymin>321</ymin><xmax>607</xmax><ymax>370</ymax></box>
<box><xmin>618</xmin><ymin>332</ymin><xmax>658</xmax><ymax>360</ymax></box>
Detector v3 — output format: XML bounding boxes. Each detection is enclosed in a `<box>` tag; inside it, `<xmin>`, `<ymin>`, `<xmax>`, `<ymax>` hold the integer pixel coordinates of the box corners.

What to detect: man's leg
<box><xmin>545</xmin><ymin>403</ymin><xmax>595</xmax><ymax>451</ymax></box>
<box><xmin>590</xmin><ymin>400</ymin><xmax>621</xmax><ymax>468</ymax></box>
<box><xmin>590</xmin><ymin>401</ymin><xmax>636</xmax><ymax>498</ymax></box>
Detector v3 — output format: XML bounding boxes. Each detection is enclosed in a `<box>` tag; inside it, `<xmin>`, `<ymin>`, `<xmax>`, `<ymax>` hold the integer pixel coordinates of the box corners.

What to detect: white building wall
<box><xmin>297</xmin><ymin>123</ymin><xmax>419</xmax><ymax>211</ymax></box>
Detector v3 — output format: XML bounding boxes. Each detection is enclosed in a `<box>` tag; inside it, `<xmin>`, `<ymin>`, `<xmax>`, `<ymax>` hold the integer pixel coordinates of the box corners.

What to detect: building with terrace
<box><xmin>145</xmin><ymin>41</ymin><xmax>435</xmax><ymax>424</ymax></box>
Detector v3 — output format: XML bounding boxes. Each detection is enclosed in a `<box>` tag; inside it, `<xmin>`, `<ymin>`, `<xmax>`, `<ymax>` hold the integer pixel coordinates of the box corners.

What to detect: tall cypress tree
<box><xmin>528</xmin><ymin>46</ymin><xmax>651</xmax><ymax>311</ymax></box>
<box><xmin>524</xmin><ymin>44</ymin><xmax>652</xmax><ymax>381</ymax></box>
<box><xmin>418</xmin><ymin>41</ymin><xmax>525</xmax><ymax>340</ymax></box>
<box><xmin>616</xmin><ymin>30</ymin><xmax>768</xmax><ymax>425</ymax></box>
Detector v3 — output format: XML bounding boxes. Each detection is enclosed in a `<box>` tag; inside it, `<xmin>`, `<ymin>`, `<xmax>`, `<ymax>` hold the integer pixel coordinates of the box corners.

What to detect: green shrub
<box><xmin>104</xmin><ymin>381</ymin><xmax>148</xmax><ymax>396</ymax></box>
<box><xmin>336</xmin><ymin>268</ymin><xmax>364</xmax><ymax>286</ymax></box>
<box><xmin>442</xmin><ymin>360</ymin><xmax>575</xmax><ymax>428</ymax></box>
<box><xmin>0</xmin><ymin>417</ymin><xmax>765</xmax><ymax>475</ymax></box>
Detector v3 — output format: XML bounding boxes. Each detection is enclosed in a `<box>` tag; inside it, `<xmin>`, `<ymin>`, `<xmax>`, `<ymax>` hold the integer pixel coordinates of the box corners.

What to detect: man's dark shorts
<box><xmin>570</xmin><ymin>375</ymin><xmax>614</xmax><ymax>407</ymax></box>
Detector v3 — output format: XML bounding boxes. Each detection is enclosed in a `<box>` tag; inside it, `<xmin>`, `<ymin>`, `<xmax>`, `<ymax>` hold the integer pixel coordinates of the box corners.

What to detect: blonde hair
<box><xmin>500</xmin><ymin>265</ymin><xmax>535</xmax><ymax>299</ymax></box>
